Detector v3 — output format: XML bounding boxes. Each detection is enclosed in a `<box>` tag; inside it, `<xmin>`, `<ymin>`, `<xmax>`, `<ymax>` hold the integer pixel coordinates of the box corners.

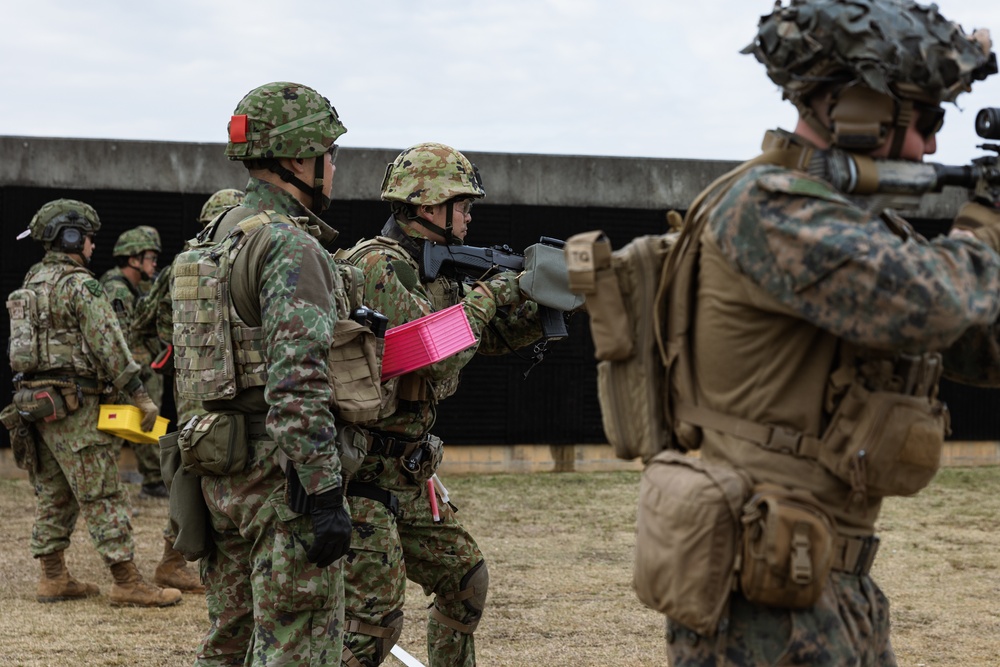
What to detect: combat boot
<box><xmin>108</xmin><ymin>560</ymin><xmax>182</xmax><ymax>607</ymax></box>
<box><xmin>36</xmin><ymin>551</ymin><xmax>100</xmax><ymax>603</ymax></box>
<box><xmin>154</xmin><ymin>537</ymin><xmax>205</xmax><ymax>594</ymax></box>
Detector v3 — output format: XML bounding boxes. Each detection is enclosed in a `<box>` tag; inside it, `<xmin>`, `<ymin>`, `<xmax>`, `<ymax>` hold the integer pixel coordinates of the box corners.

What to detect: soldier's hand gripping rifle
<box><xmin>421</xmin><ymin>237</ymin><xmax>570</xmax><ymax>341</ymax></box>
<box><xmin>805</xmin><ymin>107</ymin><xmax>1000</xmax><ymax>208</ymax></box>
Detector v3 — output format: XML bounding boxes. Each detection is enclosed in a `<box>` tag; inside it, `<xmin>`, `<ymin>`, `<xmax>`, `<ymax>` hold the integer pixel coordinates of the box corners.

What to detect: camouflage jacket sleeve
<box><xmin>477</xmin><ymin>299</ymin><xmax>545</xmax><ymax>356</ymax></box>
<box><xmin>354</xmin><ymin>246</ymin><xmax>499</xmax><ymax>381</ymax></box>
<box><xmin>61</xmin><ymin>274</ymin><xmax>142</xmax><ymax>390</ymax></box>
<box><xmin>244</xmin><ymin>224</ymin><xmax>341</xmax><ymax>495</ymax></box>
<box><xmin>707</xmin><ymin>165</ymin><xmax>1000</xmax><ymax>353</ymax></box>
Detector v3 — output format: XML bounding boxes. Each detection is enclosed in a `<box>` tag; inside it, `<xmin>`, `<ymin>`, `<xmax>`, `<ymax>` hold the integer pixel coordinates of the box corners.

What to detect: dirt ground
<box><xmin>0</xmin><ymin>467</ymin><xmax>997</xmax><ymax>666</ymax></box>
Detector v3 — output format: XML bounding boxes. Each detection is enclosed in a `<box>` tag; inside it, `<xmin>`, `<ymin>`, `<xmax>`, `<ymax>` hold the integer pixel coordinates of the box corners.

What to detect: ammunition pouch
<box><xmin>159</xmin><ymin>429</ymin><xmax>211</xmax><ymax>560</ymax></box>
<box><xmin>739</xmin><ymin>484</ymin><xmax>835</xmax><ymax>609</ymax></box>
<box><xmin>12</xmin><ymin>386</ymin><xmax>69</xmax><ymax>423</ymax></box>
<box><xmin>821</xmin><ymin>353</ymin><xmax>948</xmax><ymax>499</ymax></box>
<box><xmin>1</xmin><ymin>402</ymin><xmax>37</xmax><ymax>471</ymax></box>
<box><xmin>178</xmin><ymin>411</ymin><xmax>250</xmax><ymax>477</ymax></box>
<box><xmin>401</xmin><ymin>433</ymin><xmax>443</xmax><ymax>484</ymax></box>
<box><xmin>634</xmin><ymin>450</ymin><xmax>751</xmax><ymax>636</ymax></box>
<box><xmin>328</xmin><ymin>310</ymin><xmax>388</xmax><ymax>425</ymax></box>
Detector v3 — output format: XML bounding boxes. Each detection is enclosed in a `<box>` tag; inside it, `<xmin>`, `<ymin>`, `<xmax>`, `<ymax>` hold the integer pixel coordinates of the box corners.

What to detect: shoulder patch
<box><xmin>756</xmin><ymin>172</ymin><xmax>850</xmax><ymax>205</ymax></box>
<box><xmin>83</xmin><ymin>278</ymin><xmax>103</xmax><ymax>297</ymax></box>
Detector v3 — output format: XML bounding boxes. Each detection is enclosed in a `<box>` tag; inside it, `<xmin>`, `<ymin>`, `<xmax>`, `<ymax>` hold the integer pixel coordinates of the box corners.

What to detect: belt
<box><xmin>831</xmin><ymin>534</ymin><xmax>880</xmax><ymax>575</ymax></box>
<box><xmin>17</xmin><ymin>374</ymin><xmax>103</xmax><ymax>393</ymax></box>
<box><xmin>365</xmin><ymin>430</ymin><xmax>419</xmax><ymax>458</ymax></box>
<box><xmin>346</xmin><ymin>481</ymin><xmax>399</xmax><ymax>517</ymax></box>
<box><xmin>247</xmin><ymin>413</ymin><xmax>269</xmax><ymax>440</ymax></box>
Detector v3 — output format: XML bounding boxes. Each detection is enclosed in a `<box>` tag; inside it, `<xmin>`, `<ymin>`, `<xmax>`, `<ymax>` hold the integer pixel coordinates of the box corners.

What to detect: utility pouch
<box><xmin>7</xmin><ymin>289</ymin><xmax>40</xmax><ymax>373</ymax></box>
<box><xmin>739</xmin><ymin>484</ymin><xmax>835</xmax><ymax>609</ymax></box>
<box><xmin>337</xmin><ymin>424</ymin><xmax>369</xmax><ymax>482</ymax></box>
<box><xmin>12</xmin><ymin>386</ymin><xmax>68</xmax><ymax>423</ymax></box>
<box><xmin>401</xmin><ymin>433</ymin><xmax>444</xmax><ymax>484</ymax></box>
<box><xmin>159</xmin><ymin>430</ymin><xmax>211</xmax><ymax>561</ymax></box>
<box><xmin>821</xmin><ymin>383</ymin><xmax>948</xmax><ymax>498</ymax></box>
<box><xmin>1</xmin><ymin>402</ymin><xmax>37</xmax><ymax>471</ymax></box>
<box><xmin>178</xmin><ymin>412</ymin><xmax>249</xmax><ymax>477</ymax></box>
<box><xmin>634</xmin><ymin>450</ymin><xmax>751</xmax><ymax>636</ymax></box>
<box><xmin>328</xmin><ymin>312</ymin><xmax>386</xmax><ymax>424</ymax></box>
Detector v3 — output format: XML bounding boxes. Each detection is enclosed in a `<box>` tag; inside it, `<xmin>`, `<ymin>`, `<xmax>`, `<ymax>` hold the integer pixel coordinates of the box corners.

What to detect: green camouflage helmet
<box><xmin>198</xmin><ymin>188</ymin><xmax>246</xmax><ymax>224</ymax></box>
<box><xmin>380</xmin><ymin>142</ymin><xmax>486</xmax><ymax>206</ymax></box>
<box><xmin>113</xmin><ymin>226</ymin><xmax>161</xmax><ymax>257</ymax></box>
<box><xmin>225</xmin><ymin>81</ymin><xmax>346</xmax><ymax>161</ymax></box>
<box><xmin>19</xmin><ymin>199</ymin><xmax>101</xmax><ymax>244</ymax></box>
<box><xmin>743</xmin><ymin>0</ymin><xmax>997</xmax><ymax>105</ymax></box>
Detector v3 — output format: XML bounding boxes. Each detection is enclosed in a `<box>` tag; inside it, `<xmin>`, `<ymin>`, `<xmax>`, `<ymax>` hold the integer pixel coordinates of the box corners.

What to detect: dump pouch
<box><xmin>634</xmin><ymin>450</ymin><xmax>751</xmax><ymax>636</ymax></box>
<box><xmin>821</xmin><ymin>359</ymin><xmax>948</xmax><ymax>498</ymax></box>
<box><xmin>520</xmin><ymin>241</ymin><xmax>585</xmax><ymax>312</ymax></box>
<box><xmin>160</xmin><ymin>430</ymin><xmax>211</xmax><ymax>561</ymax></box>
<box><xmin>739</xmin><ymin>484</ymin><xmax>835</xmax><ymax>609</ymax></box>
<box><xmin>12</xmin><ymin>386</ymin><xmax>68</xmax><ymax>423</ymax></box>
<box><xmin>1</xmin><ymin>402</ymin><xmax>37</xmax><ymax>471</ymax></box>
<box><xmin>178</xmin><ymin>412</ymin><xmax>249</xmax><ymax>477</ymax></box>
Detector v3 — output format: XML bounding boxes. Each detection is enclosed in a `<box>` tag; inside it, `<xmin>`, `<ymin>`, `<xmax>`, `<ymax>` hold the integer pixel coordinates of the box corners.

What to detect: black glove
<box><xmin>306</xmin><ymin>487</ymin><xmax>352</xmax><ymax>568</ymax></box>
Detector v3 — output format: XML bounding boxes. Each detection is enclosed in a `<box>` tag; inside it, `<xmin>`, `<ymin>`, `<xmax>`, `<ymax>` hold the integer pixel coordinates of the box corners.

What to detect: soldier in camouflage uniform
<box><xmin>659</xmin><ymin>2</ymin><xmax>1000</xmax><ymax>665</ymax></box>
<box><xmin>100</xmin><ymin>226</ymin><xmax>167</xmax><ymax>498</ymax></box>
<box><xmin>8</xmin><ymin>199</ymin><xmax>181</xmax><ymax>608</ymax></box>
<box><xmin>337</xmin><ymin>143</ymin><xmax>544</xmax><ymax>667</ymax></box>
<box><xmin>173</xmin><ymin>82</ymin><xmax>352</xmax><ymax>666</ymax></box>
<box><xmin>131</xmin><ymin>188</ymin><xmax>246</xmax><ymax>430</ymax></box>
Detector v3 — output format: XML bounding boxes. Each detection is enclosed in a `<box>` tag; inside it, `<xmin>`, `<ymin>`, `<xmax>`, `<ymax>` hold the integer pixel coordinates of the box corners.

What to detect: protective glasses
<box><xmin>327</xmin><ymin>143</ymin><xmax>340</xmax><ymax>164</ymax></box>
<box><xmin>141</xmin><ymin>253</ymin><xmax>159</xmax><ymax>263</ymax></box>
<box><xmin>453</xmin><ymin>200</ymin><xmax>474</xmax><ymax>216</ymax></box>
<box><xmin>914</xmin><ymin>103</ymin><xmax>945</xmax><ymax>139</ymax></box>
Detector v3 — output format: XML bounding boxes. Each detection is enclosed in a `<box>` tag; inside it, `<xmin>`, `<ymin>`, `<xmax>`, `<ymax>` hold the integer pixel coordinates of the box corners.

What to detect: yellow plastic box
<box><xmin>98</xmin><ymin>404</ymin><xmax>170</xmax><ymax>445</ymax></box>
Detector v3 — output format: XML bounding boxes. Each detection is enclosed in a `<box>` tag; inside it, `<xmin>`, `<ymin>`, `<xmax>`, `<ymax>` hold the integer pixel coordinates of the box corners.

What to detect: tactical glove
<box><xmin>477</xmin><ymin>270</ymin><xmax>523</xmax><ymax>308</ymax></box>
<box><xmin>953</xmin><ymin>201</ymin><xmax>1000</xmax><ymax>253</ymax></box>
<box><xmin>307</xmin><ymin>487</ymin><xmax>352</xmax><ymax>568</ymax></box>
<box><xmin>130</xmin><ymin>386</ymin><xmax>159</xmax><ymax>432</ymax></box>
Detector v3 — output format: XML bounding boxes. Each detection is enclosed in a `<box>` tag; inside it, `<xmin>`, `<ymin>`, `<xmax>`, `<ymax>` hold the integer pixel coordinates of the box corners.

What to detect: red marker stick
<box><xmin>427</xmin><ymin>478</ymin><xmax>441</xmax><ymax>523</ymax></box>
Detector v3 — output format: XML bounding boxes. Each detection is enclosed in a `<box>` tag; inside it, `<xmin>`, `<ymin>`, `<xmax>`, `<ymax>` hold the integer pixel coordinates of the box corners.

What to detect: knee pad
<box><xmin>343</xmin><ymin>610</ymin><xmax>404</xmax><ymax>666</ymax></box>
<box><xmin>431</xmin><ymin>560</ymin><xmax>489</xmax><ymax>635</ymax></box>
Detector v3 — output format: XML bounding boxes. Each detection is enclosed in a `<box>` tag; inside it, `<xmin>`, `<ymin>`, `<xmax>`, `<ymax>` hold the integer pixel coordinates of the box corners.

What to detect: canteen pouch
<box><xmin>401</xmin><ymin>433</ymin><xmax>444</xmax><ymax>484</ymax></box>
<box><xmin>12</xmin><ymin>386</ymin><xmax>68</xmax><ymax>423</ymax></box>
<box><xmin>634</xmin><ymin>450</ymin><xmax>751</xmax><ymax>636</ymax></box>
<box><xmin>521</xmin><ymin>241</ymin><xmax>585</xmax><ymax>312</ymax></box>
<box><xmin>1</xmin><ymin>402</ymin><xmax>37</xmax><ymax>471</ymax></box>
<box><xmin>821</xmin><ymin>383</ymin><xmax>947</xmax><ymax>498</ymax></box>
<box><xmin>328</xmin><ymin>314</ymin><xmax>385</xmax><ymax>424</ymax></box>
<box><xmin>159</xmin><ymin>430</ymin><xmax>211</xmax><ymax>561</ymax></box>
<box><xmin>739</xmin><ymin>484</ymin><xmax>835</xmax><ymax>609</ymax></box>
<box><xmin>178</xmin><ymin>412</ymin><xmax>249</xmax><ymax>477</ymax></box>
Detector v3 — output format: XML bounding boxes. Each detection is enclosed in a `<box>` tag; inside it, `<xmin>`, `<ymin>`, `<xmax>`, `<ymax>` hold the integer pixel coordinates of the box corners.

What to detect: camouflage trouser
<box><xmin>343</xmin><ymin>457</ymin><xmax>484</xmax><ymax>667</ymax></box>
<box><xmin>196</xmin><ymin>437</ymin><xmax>345</xmax><ymax>667</ymax></box>
<box><xmin>132</xmin><ymin>372</ymin><xmax>164</xmax><ymax>486</ymax></box>
<box><xmin>667</xmin><ymin>573</ymin><xmax>896</xmax><ymax>666</ymax></box>
<box><xmin>29</xmin><ymin>394</ymin><xmax>135</xmax><ymax>565</ymax></box>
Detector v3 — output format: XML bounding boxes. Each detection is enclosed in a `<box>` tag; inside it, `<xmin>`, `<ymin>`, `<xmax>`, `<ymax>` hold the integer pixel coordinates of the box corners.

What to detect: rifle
<box><xmin>421</xmin><ymin>237</ymin><xmax>569</xmax><ymax>341</ymax></box>
<box><xmin>805</xmin><ymin>107</ymin><xmax>1000</xmax><ymax>208</ymax></box>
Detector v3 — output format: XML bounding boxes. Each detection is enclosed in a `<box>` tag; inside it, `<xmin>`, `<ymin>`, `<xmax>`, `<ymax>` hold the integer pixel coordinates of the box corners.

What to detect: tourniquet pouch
<box><xmin>739</xmin><ymin>484</ymin><xmax>835</xmax><ymax>609</ymax></box>
<box><xmin>159</xmin><ymin>430</ymin><xmax>210</xmax><ymax>560</ymax></box>
<box><xmin>178</xmin><ymin>412</ymin><xmax>249</xmax><ymax>477</ymax></box>
<box><xmin>1</xmin><ymin>402</ymin><xmax>37</xmax><ymax>471</ymax></box>
<box><xmin>821</xmin><ymin>383</ymin><xmax>947</xmax><ymax>498</ymax></box>
<box><xmin>402</xmin><ymin>433</ymin><xmax>443</xmax><ymax>484</ymax></box>
<box><xmin>12</xmin><ymin>386</ymin><xmax>68</xmax><ymax>423</ymax></box>
<box><xmin>634</xmin><ymin>450</ymin><xmax>750</xmax><ymax>636</ymax></box>
<box><xmin>328</xmin><ymin>318</ymin><xmax>383</xmax><ymax>424</ymax></box>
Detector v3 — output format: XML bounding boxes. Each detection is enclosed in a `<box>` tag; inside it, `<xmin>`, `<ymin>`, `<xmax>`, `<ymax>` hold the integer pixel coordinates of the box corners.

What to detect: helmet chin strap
<box><xmin>268</xmin><ymin>158</ymin><xmax>330</xmax><ymax>214</ymax></box>
<box><xmin>417</xmin><ymin>202</ymin><xmax>461</xmax><ymax>245</ymax></box>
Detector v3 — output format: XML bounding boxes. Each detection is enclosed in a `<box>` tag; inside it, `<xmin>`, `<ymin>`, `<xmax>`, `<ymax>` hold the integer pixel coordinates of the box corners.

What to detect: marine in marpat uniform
<box><xmin>655</xmin><ymin>1</ymin><xmax>1000</xmax><ymax>665</ymax></box>
<box><xmin>337</xmin><ymin>143</ymin><xmax>544</xmax><ymax>667</ymax></box>
<box><xmin>4</xmin><ymin>199</ymin><xmax>181</xmax><ymax>608</ymax></box>
<box><xmin>172</xmin><ymin>82</ymin><xmax>352</xmax><ymax>666</ymax></box>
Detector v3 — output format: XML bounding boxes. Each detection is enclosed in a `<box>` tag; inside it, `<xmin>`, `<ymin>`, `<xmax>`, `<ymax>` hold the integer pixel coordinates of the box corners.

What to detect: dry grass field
<box><xmin>0</xmin><ymin>467</ymin><xmax>997</xmax><ymax>666</ymax></box>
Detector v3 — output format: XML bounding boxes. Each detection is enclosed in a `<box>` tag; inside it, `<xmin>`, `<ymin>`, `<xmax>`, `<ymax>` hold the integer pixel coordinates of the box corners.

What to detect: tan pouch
<box><xmin>178</xmin><ymin>412</ymin><xmax>248</xmax><ymax>477</ymax></box>
<box><xmin>328</xmin><ymin>318</ymin><xmax>383</xmax><ymax>424</ymax></box>
<box><xmin>1</xmin><ymin>402</ymin><xmax>37</xmax><ymax>471</ymax></box>
<box><xmin>12</xmin><ymin>386</ymin><xmax>67</xmax><ymax>423</ymax></box>
<box><xmin>821</xmin><ymin>384</ymin><xmax>947</xmax><ymax>498</ymax></box>
<box><xmin>634</xmin><ymin>450</ymin><xmax>751</xmax><ymax>636</ymax></box>
<box><xmin>739</xmin><ymin>484</ymin><xmax>835</xmax><ymax>609</ymax></box>
<box><xmin>401</xmin><ymin>434</ymin><xmax>444</xmax><ymax>484</ymax></box>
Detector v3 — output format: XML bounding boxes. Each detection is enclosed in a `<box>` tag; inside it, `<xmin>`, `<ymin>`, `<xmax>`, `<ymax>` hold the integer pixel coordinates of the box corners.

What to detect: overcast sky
<box><xmin>4</xmin><ymin>0</ymin><xmax>1000</xmax><ymax>167</ymax></box>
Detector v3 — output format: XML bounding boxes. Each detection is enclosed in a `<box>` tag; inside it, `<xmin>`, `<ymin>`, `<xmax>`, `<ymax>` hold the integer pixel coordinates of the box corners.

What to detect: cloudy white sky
<box><xmin>4</xmin><ymin>0</ymin><xmax>1000</xmax><ymax>167</ymax></box>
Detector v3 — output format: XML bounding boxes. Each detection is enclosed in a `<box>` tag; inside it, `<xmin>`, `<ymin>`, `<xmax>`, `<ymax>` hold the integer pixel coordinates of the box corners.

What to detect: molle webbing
<box><xmin>15</xmin><ymin>263</ymin><xmax>95</xmax><ymax>377</ymax></box>
<box><xmin>172</xmin><ymin>213</ymin><xmax>272</xmax><ymax>401</ymax></box>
